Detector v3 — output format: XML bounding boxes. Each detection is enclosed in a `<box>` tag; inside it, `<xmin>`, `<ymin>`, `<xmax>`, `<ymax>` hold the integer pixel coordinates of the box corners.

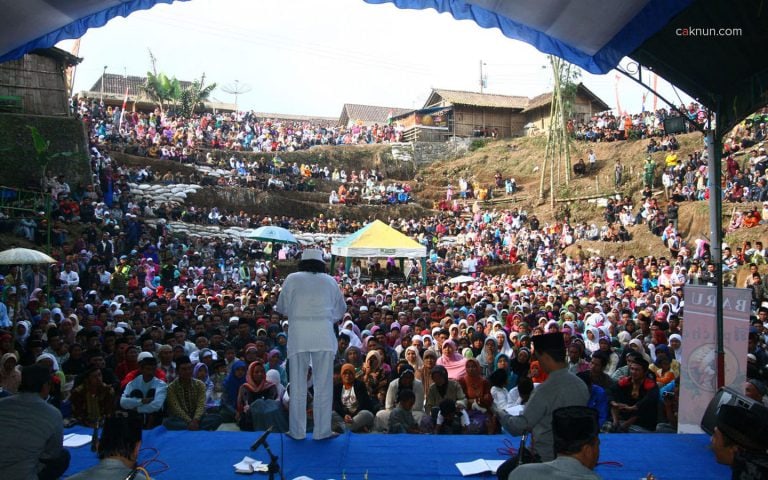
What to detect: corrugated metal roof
<box><xmin>341</xmin><ymin>103</ymin><xmax>411</xmax><ymax>124</ymax></box>
<box><xmin>429</xmin><ymin>89</ymin><xmax>529</xmax><ymax>109</ymax></box>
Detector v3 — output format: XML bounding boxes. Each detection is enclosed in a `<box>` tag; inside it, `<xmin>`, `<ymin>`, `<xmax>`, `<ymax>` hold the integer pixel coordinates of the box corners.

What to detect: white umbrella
<box><xmin>0</xmin><ymin>248</ymin><xmax>56</xmax><ymax>265</ymax></box>
<box><xmin>241</xmin><ymin>226</ymin><xmax>298</xmax><ymax>244</ymax></box>
<box><xmin>448</xmin><ymin>275</ymin><xmax>477</xmax><ymax>284</ymax></box>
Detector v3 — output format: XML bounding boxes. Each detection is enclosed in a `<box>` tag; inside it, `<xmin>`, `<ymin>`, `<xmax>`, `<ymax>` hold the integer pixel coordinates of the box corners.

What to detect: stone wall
<box><xmin>0</xmin><ymin>113</ymin><xmax>90</xmax><ymax>191</ymax></box>
<box><xmin>392</xmin><ymin>140</ymin><xmax>469</xmax><ymax>166</ymax></box>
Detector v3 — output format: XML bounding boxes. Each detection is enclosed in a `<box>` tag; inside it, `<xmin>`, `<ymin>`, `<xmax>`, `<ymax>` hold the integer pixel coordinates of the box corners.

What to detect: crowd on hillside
<box><xmin>75</xmin><ymin>97</ymin><xmax>404</xmax><ymax>158</ymax></box>
<box><xmin>1</xmin><ymin>102</ymin><xmax>768</xmax><ymax>480</ymax></box>
<box><xmin>571</xmin><ymin>104</ymin><xmax>706</xmax><ymax>143</ymax></box>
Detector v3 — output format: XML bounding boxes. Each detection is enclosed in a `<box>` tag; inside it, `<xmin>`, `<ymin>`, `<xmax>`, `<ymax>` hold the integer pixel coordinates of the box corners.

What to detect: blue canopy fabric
<box><xmin>0</xmin><ymin>0</ymin><xmax>188</xmax><ymax>63</ymax></box>
<box><xmin>1</xmin><ymin>0</ymin><xmax>765</xmax><ymax>131</ymax></box>
<box><xmin>364</xmin><ymin>0</ymin><xmax>694</xmax><ymax>75</ymax></box>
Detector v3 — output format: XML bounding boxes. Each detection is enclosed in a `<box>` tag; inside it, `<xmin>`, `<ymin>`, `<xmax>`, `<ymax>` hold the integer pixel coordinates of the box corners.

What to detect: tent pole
<box><xmin>345</xmin><ymin>257</ymin><xmax>352</xmax><ymax>276</ymax></box>
<box><xmin>330</xmin><ymin>255</ymin><xmax>336</xmax><ymax>274</ymax></box>
<box><xmin>708</xmin><ymin>111</ymin><xmax>724</xmax><ymax>390</ymax></box>
<box><xmin>421</xmin><ymin>258</ymin><xmax>427</xmax><ymax>285</ymax></box>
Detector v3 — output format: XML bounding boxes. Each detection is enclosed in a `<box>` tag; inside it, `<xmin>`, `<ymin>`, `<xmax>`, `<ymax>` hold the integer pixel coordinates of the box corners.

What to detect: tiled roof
<box><xmin>430</xmin><ymin>89</ymin><xmax>529</xmax><ymax>109</ymax></box>
<box><xmin>341</xmin><ymin>103</ymin><xmax>411</xmax><ymax>124</ymax></box>
<box><xmin>87</xmin><ymin>73</ymin><xmax>193</xmax><ymax>97</ymax></box>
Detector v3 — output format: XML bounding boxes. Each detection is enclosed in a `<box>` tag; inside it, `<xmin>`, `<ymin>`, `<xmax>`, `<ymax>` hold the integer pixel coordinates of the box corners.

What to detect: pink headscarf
<box><xmin>436</xmin><ymin>339</ymin><xmax>467</xmax><ymax>380</ymax></box>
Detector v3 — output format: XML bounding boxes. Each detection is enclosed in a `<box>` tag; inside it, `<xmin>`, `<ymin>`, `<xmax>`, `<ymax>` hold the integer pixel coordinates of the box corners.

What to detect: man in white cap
<box><xmin>276</xmin><ymin>248</ymin><xmax>346</xmax><ymax>440</ymax></box>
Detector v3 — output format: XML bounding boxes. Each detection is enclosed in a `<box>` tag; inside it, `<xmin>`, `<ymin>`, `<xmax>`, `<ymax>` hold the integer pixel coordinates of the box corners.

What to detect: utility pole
<box><xmin>100</xmin><ymin>65</ymin><xmax>107</xmax><ymax>103</ymax></box>
<box><xmin>479</xmin><ymin>60</ymin><xmax>487</xmax><ymax>93</ymax></box>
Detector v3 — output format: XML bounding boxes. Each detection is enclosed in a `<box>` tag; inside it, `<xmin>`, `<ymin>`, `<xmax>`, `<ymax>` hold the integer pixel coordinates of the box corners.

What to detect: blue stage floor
<box><xmin>63</xmin><ymin>426</ymin><xmax>730</xmax><ymax>479</ymax></box>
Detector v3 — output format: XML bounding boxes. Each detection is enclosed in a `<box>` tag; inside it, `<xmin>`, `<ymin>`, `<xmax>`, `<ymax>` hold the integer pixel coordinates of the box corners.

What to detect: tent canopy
<box><xmin>0</xmin><ymin>1</ymin><xmax>765</xmax><ymax>131</ymax></box>
<box><xmin>331</xmin><ymin>220</ymin><xmax>426</xmax><ymax>259</ymax></box>
<box><xmin>366</xmin><ymin>0</ymin><xmax>767</xmax><ymax>134</ymax></box>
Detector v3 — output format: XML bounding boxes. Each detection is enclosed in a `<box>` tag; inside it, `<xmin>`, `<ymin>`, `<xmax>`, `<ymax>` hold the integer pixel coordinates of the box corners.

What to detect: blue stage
<box><xmin>63</xmin><ymin>427</ymin><xmax>730</xmax><ymax>479</ymax></box>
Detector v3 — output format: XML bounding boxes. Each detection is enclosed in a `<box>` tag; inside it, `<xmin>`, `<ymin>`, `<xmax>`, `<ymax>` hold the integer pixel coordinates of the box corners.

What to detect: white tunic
<box><xmin>275</xmin><ymin>271</ymin><xmax>347</xmax><ymax>358</ymax></box>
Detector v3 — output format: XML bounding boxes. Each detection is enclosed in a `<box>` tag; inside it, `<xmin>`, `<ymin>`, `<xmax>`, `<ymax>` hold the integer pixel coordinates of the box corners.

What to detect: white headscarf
<box><xmin>36</xmin><ymin>352</ymin><xmax>60</xmax><ymax>372</ymax></box>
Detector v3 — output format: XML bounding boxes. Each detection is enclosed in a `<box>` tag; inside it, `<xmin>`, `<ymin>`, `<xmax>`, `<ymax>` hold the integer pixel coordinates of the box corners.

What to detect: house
<box><xmin>338</xmin><ymin>103</ymin><xmax>411</xmax><ymax>128</ymax></box>
<box><xmin>393</xmin><ymin>84</ymin><xmax>610</xmax><ymax>141</ymax></box>
<box><xmin>522</xmin><ymin>83</ymin><xmax>610</xmax><ymax>135</ymax></box>
<box><xmin>0</xmin><ymin>46</ymin><xmax>81</xmax><ymax>115</ymax></box>
<box><xmin>82</xmin><ymin>73</ymin><xmax>235</xmax><ymax>113</ymax></box>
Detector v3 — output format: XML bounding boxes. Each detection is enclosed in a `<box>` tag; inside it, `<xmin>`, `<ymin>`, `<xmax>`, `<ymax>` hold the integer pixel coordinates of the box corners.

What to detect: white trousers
<box><xmin>288</xmin><ymin>350</ymin><xmax>334</xmax><ymax>440</ymax></box>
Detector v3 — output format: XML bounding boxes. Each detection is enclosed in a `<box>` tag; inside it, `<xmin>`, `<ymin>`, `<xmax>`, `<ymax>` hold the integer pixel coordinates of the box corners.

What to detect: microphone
<box><xmin>250</xmin><ymin>426</ymin><xmax>274</xmax><ymax>451</ymax></box>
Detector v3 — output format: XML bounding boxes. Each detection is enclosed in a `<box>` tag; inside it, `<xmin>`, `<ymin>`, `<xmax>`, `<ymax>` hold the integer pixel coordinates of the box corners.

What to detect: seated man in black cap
<box><xmin>493</xmin><ymin>332</ymin><xmax>590</xmax><ymax>464</ymax></box>
<box><xmin>509</xmin><ymin>406</ymin><xmax>602</xmax><ymax>479</ymax></box>
<box><xmin>711</xmin><ymin>404</ymin><xmax>768</xmax><ymax>479</ymax></box>
<box><xmin>0</xmin><ymin>364</ymin><xmax>71</xmax><ymax>479</ymax></box>
<box><xmin>610</xmin><ymin>356</ymin><xmax>659</xmax><ymax>432</ymax></box>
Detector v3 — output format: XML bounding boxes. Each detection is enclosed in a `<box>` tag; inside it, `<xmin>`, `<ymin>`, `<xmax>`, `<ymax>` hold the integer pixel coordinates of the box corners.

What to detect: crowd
<box><xmin>0</xmin><ymin>101</ymin><xmax>767</xmax><ymax>478</ymax></box>
<box><xmin>75</xmin><ymin>97</ymin><xmax>404</xmax><ymax>157</ymax></box>
<box><xmin>570</xmin><ymin>104</ymin><xmax>706</xmax><ymax>143</ymax></box>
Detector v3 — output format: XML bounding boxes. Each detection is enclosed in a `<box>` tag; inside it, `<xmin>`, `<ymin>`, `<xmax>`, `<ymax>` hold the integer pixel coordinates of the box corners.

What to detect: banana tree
<box><xmin>28</xmin><ymin>126</ymin><xmax>75</xmax><ymax>192</ymax></box>
<box><xmin>142</xmin><ymin>71</ymin><xmax>182</xmax><ymax>114</ymax></box>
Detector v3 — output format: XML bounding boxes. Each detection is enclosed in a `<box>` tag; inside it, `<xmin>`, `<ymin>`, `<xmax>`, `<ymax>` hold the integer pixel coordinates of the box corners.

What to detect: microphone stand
<box><xmin>262</xmin><ymin>440</ymin><xmax>283</xmax><ymax>480</ymax></box>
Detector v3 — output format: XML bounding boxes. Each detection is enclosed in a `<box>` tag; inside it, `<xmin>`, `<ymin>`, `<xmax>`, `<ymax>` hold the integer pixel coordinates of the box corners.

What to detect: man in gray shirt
<box><xmin>0</xmin><ymin>364</ymin><xmax>70</xmax><ymax>480</ymax></box>
<box><xmin>494</xmin><ymin>332</ymin><xmax>590</xmax><ymax>463</ymax></box>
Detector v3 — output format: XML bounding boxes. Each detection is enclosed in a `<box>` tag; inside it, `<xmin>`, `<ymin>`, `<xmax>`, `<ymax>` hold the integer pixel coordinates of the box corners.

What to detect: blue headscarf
<box><xmin>494</xmin><ymin>352</ymin><xmax>519</xmax><ymax>390</ymax></box>
<box><xmin>223</xmin><ymin>360</ymin><xmax>247</xmax><ymax>408</ymax></box>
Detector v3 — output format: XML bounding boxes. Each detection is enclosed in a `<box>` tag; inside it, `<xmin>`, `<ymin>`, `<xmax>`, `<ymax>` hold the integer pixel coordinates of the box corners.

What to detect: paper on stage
<box><xmin>233</xmin><ymin>456</ymin><xmax>268</xmax><ymax>474</ymax></box>
<box><xmin>63</xmin><ymin>433</ymin><xmax>92</xmax><ymax>448</ymax></box>
<box><xmin>455</xmin><ymin>459</ymin><xmax>505</xmax><ymax>476</ymax></box>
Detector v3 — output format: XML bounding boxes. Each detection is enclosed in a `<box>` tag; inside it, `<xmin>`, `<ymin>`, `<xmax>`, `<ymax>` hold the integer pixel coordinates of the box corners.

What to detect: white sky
<box><xmin>58</xmin><ymin>0</ymin><xmax>693</xmax><ymax>117</ymax></box>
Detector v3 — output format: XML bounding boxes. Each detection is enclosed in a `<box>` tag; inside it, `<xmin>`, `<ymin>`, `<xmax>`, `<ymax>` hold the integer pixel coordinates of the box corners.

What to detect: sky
<box><xmin>58</xmin><ymin>0</ymin><xmax>693</xmax><ymax>118</ymax></box>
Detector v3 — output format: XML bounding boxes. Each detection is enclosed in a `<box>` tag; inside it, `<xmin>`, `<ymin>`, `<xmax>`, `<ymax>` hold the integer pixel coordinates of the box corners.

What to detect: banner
<box><xmin>415</xmin><ymin>108</ymin><xmax>450</xmax><ymax>129</ymax></box>
<box><xmin>677</xmin><ymin>286</ymin><xmax>751</xmax><ymax>433</ymax></box>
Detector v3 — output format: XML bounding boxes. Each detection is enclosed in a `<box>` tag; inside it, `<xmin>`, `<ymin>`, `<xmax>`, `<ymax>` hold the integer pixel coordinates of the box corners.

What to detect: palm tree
<box><xmin>179</xmin><ymin>74</ymin><xmax>217</xmax><ymax>117</ymax></box>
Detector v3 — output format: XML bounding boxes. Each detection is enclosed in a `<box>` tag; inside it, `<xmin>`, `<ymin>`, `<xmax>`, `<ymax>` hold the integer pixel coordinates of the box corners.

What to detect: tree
<box><xmin>28</xmin><ymin>126</ymin><xmax>75</xmax><ymax>192</ymax></box>
<box><xmin>142</xmin><ymin>71</ymin><xmax>181</xmax><ymax>114</ymax></box>
<box><xmin>178</xmin><ymin>74</ymin><xmax>217</xmax><ymax>117</ymax></box>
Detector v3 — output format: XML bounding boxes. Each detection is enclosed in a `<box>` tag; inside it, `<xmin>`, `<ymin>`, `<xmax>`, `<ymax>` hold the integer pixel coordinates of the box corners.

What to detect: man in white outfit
<box><xmin>275</xmin><ymin>249</ymin><xmax>347</xmax><ymax>440</ymax></box>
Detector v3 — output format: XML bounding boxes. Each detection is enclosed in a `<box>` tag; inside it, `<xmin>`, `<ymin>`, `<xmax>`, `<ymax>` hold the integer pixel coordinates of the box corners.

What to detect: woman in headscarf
<box><xmin>477</xmin><ymin>337</ymin><xmax>498</xmax><ymax>378</ymax></box>
<box><xmin>628</xmin><ymin>338</ymin><xmax>652</xmax><ymax>363</ymax></box>
<box><xmin>0</xmin><ymin>352</ymin><xmax>21</xmax><ymax>394</ymax></box>
<box><xmin>266</xmin><ymin>349</ymin><xmax>287</xmax><ymax>386</ymax></box>
<box><xmin>466</xmin><ymin>331</ymin><xmax>484</xmax><ymax>358</ymax></box>
<box><xmin>423</xmin><ymin>365</ymin><xmax>466</xmax><ymax>431</ymax></box>
<box><xmin>494</xmin><ymin>330</ymin><xmax>514</xmax><ymax>358</ymax></box>
<box><xmin>237</xmin><ymin>360</ymin><xmax>287</xmax><ymax>432</ymax></box>
<box><xmin>332</xmin><ymin>363</ymin><xmax>375</xmax><ymax>433</ymax></box>
<box><xmin>509</xmin><ymin>346</ymin><xmax>531</xmax><ymax>380</ymax></box>
<box><xmin>266</xmin><ymin>369</ymin><xmax>286</xmax><ymax>403</ymax></box>
<box><xmin>421</xmin><ymin>349</ymin><xmax>437</xmax><ymax>394</ymax></box>
<box><xmin>668</xmin><ymin>334</ymin><xmax>683</xmax><ymax>367</ymax></box>
<box><xmin>584</xmin><ymin>326</ymin><xmax>601</xmax><ymax>354</ymax></box>
<box><xmin>404</xmin><ymin>346</ymin><xmax>424</xmax><ymax>381</ymax></box>
<box><xmin>274</xmin><ymin>332</ymin><xmax>288</xmax><ymax>359</ymax></box>
<box><xmin>458</xmin><ymin>358</ymin><xmax>494</xmax><ymax>434</ymax></box>
<box><xmin>597</xmin><ymin>336</ymin><xmax>620</xmax><ymax>376</ymax></box>
<box><xmin>221</xmin><ymin>359</ymin><xmax>247</xmax><ymax>423</ymax></box>
<box><xmin>193</xmin><ymin>362</ymin><xmax>217</xmax><ymax>409</ymax></box>
<box><xmin>70</xmin><ymin>366</ymin><xmax>115</xmax><ymax>427</ymax></box>
<box><xmin>363</xmin><ymin>350</ymin><xmax>389</xmax><ymax>411</ymax></box>
<box><xmin>36</xmin><ymin>352</ymin><xmax>64</xmax><ymax>408</ymax></box>
<box><xmin>528</xmin><ymin>359</ymin><xmax>548</xmax><ymax>384</ymax></box>
<box><xmin>436</xmin><ymin>339</ymin><xmax>467</xmax><ymax>380</ymax></box>
<box><xmin>344</xmin><ymin>346</ymin><xmax>365</xmax><ymax>380</ymax></box>
<box><xmin>493</xmin><ymin>352</ymin><xmax>518</xmax><ymax>390</ymax></box>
